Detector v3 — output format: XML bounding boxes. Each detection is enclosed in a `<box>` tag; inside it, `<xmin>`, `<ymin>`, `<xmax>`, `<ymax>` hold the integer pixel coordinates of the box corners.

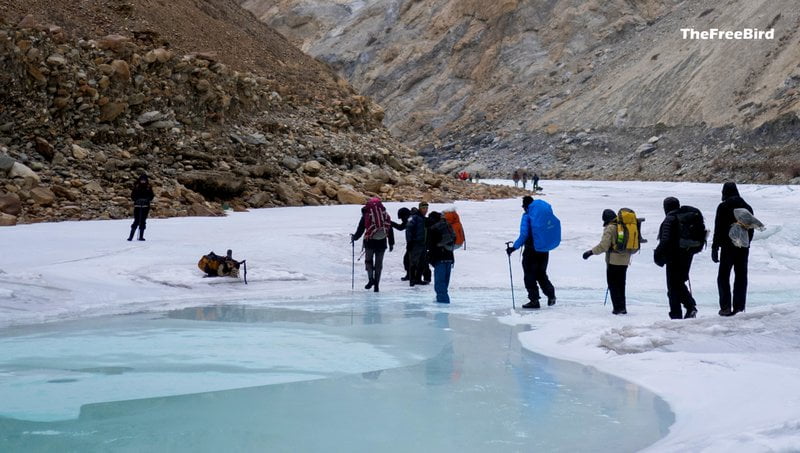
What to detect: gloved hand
<box><xmin>389</xmin><ymin>244</ymin><xmax>394</xmax><ymax>252</ymax></box>
<box><xmin>653</xmin><ymin>250</ymin><xmax>665</xmax><ymax>268</ymax></box>
<box><xmin>711</xmin><ymin>247</ymin><xmax>719</xmax><ymax>263</ymax></box>
<box><xmin>506</xmin><ymin>246</ymin><xmax>515</xmax><ymax>256</ymax></box>
<box><xmin>582</xmin><ymin>250</ymin><xmax>592</xmax><ymax>260</ymax></box>
<box><xmin>350</xmin><ymin>234</ymin><xmax>355</xmax><ymax>244</ymax></box>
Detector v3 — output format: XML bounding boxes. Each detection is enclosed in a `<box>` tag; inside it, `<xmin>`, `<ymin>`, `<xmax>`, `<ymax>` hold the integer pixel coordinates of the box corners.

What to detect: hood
<box><xmin>722</xmin><ymin>182</ymin><xmax>740</xmax><ymax>201</ymax></box>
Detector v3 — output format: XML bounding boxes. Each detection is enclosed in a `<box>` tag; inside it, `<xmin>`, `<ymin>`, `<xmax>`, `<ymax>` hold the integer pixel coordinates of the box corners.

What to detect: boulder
<box><xmin>0</xmin><ymin>154</ymin><xmax>15</xmax><ymax>172</ymax></box>
<box><xmin>303</xmin><ymin>160</ymin><xmax>322</xmax><ymax>176</ymax></box>
<box><xmin>187</xmin><ymin>202</ymin><xmax>221</xmax><ymax>217</ymax></box>
<box><xmin>99</xmin><ymin>102</ymin><xmax>127</xmax><ymax>122</ymax></box>
<box><xmin>0</xmin><ymin>212</ymin><xmax>17</xmax><ymax>226</ymax></box>
<box><xmin>281</xmin><ymin>156</ymin><xmax>301</xmax><ymax>171</ymax></box>
<box><xmin>276</xmin><ymin>184</ymin><xmax>303</xmax><ymax>206</ymax></box>
<box><xmin>0</xmin><ymin>193</ymin><xmax>22</xmax><ymax>216</ymax></box>
<box><xmin>177</xmin><ymin>171</ymin><xmax>246</xmax><ymax>199</ymax></box>
<box><xmin>30</xmin><ymin>187</ymin><xmax>56</xmax><ymax>206</ymax></box>
<box><xmin>35</xmin><ymin>137</ymin><xmax>54</xmax><ymax>161</ymax></box>
<box><xmin>336</xmin><ymin>186</ymin><xmax>366</xmax><ymax>205</ymax></box>
<box><xmin>247</xmin><ymin>191</ymin><xmax>272</xmax><ymax>208</ymax></box>
<box><xmin>71</xmin><ymin>144</ymin><xmax>89</xmax><ymax>160</ymax></box>
<box><xmin>636</xmin><ymin>143</ymin><xmax>657</xmax><ymax>158</ymax></box>
<box><xmin>9</xmin><ymin>162</ymin><xmax>40</xmax><ymax>181</ymax></box>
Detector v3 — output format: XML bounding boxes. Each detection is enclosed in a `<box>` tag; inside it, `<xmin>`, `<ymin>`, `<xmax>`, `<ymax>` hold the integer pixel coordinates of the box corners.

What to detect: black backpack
<box><xmin>675</xmin><ymin>206</ymin><xmax>707</xmax><ymax>254</ymax></box>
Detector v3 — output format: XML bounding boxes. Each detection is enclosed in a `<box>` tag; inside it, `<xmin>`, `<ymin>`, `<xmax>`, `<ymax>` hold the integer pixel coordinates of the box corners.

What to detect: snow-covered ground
<box><xmin>1</xmin><ymin>180</ymin><xmax>799</xmax><ymax>451</ymax></box>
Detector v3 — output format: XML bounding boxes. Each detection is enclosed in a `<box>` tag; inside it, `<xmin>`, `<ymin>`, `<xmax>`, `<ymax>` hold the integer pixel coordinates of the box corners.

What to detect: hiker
<box><xmin>392</xmin><ymin>207</ymin><xmax>412</xmax><ymax>281</ymax></box>
<box><xmin>506</xmin><ymin>196</ymin><xmax>559</xmax><ymax>309</ymax></box>
<box><xmin>474</xmin><ymin>172</ymin><xmax>481</xmax><ymax>183</ymax></box>
<box><xmin>128</xmin><ymin>173</ymin><xmax>154</xmax><ymax>241</ymax></box>
<box><xmin>582</xmin><ymin>209</ymin><xmax>632</xmax><ymax>314</ymax></box>
<box><xmin>533</xmin><ymin>173</ymin><xmax>540</xmax><ymax>191</ymax></box>
<box><xmin>351</xmin><ymin>198</ymin><xmax>394</xmax><ymax>292</ymax></box>
<box><xmin>406</xmin><ymin>202</ymin><xmax>430</xmax><ymax>286</ymax></box>
<box><xmin>712</xmin><ymin>182</ymin><xmax>754</xmax><ymax>316</ymax></box>
<box><xmin>512</xmin><ymin>170</ymin><xmax>520</xmax><ymax>187</ymax></box>
<box><xmin>427</xmin><ymin>211</ymin><xmax>456</xmax><ymax>303</ymax></box>
<box><xmin>654</xmin><ymin>197</ymin><xmax>699</xmax><ymax>319</ymax></box>
<box><xmin>521</xmin><ymin>172</ymin><xmax>528</xmax><ymax>190</ymax></box>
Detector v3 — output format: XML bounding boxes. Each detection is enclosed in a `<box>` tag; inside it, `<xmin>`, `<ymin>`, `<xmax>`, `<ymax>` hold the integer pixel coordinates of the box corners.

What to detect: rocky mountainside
<box><xmin>0</xmin><ymin>2</ymin><xmax>524</xmax><ymax>226</ymax></box>
<box><xmin>242</xmin><ymin>0</ymin><xmax>800</xmax><ymax>183</ymax></box>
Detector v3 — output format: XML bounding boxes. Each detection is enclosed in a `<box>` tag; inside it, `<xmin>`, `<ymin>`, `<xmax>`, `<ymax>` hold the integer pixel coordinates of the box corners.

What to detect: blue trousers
<box><xmin>433</xmin><ymin>261</ymin><xmax>453</xmax><ymax>303</ymax></box>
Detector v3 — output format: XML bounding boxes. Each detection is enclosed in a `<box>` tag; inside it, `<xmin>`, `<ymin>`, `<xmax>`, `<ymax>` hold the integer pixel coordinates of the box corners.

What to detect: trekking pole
<box><xmin>604</xmin><ymin>287</ymin><xmax>609</xmax><ymax>306</ymax></box>
<box><xmin>505</xmin><ymin>241</ymin><xmax>516</xmax><ymax>309</ymax></box>
<box><xmin>241</xmin><ymin>260</ymin><xmax>247</xmax><ymax>285</ymax></box>
<box><xmin>351</xmin><ymin>238</ymin><xmax>355</xmax><ymax>291</ymax></box>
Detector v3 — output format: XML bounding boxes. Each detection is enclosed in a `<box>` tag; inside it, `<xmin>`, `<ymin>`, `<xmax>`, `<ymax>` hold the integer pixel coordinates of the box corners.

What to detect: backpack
<box><xmin>198</xmin><ymin>251</ymin><xmax>242</xmax><ymax>279</ymax></box>
<box><xmin>364</xmin><ymin>198</ymin><xmax>390</xmax><ymax>241</ymax></box>
<box><xmin>675</xmin><ymin>206</ymin><xmax>707</xmax><ymax>254</ymax></box>
<box><xmin>443</xmin><ymin>209</ymin><xmax>466</xmax><ymax>250</ymax></box>
<box><xmin>529</xmin><ymin>199</ymin><xmax>561</xmax><ymax>252</ymax></box>
<box><xmin>437</xmin><ymin>220</ymin><xmax>458</xmax><ymax>251</ymax></box>
<box><xmin>614</xmin><ymin>208</ymin><xmax>644</xmax><ymax>253</ymax></box>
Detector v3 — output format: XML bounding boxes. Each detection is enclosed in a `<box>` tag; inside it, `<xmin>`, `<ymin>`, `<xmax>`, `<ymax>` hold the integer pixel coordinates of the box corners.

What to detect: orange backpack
<box><xmin>443</xmin><ymin>210</ymin><xmax>466</xmax><ymax>250</ymax></box>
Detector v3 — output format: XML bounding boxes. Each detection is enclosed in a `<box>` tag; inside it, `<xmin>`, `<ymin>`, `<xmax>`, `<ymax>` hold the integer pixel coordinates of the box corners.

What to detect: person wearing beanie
<box><xmin>582</xmin><ymin>209</ymin><xmax>631</xmax><ymax>314</ymax></box>
<box><xmin>426</xmin><ymin>211</ymin><xmax>455</xmax><ymax>303</ymax></box>
<box><xmin>506</xmin><ymin>195</ymin><xmax>557</xmax><ymax>309</ymax></box>
<box><xmin>392</xmin><ymin>207</ymin><xmax>412</xmax><ymax>281</ymax></box>
<box><xmin>712</xmin><ymin>182</ymin><xmax>754</xmax><ymax>316</ymax></box>
<box><xmin>128</xmin><ymin>173</ymin><xmax>154</xmax><ymax>241</ymax></box>
<box><xmin>405</xmin><ymin>202</ymin><xmax>430</xmax><ymax>286</ymax></box>
<box><xmin>654</xmin><ymin>196</ymin><xmax>698</xmax><ymax>319</ymax></box>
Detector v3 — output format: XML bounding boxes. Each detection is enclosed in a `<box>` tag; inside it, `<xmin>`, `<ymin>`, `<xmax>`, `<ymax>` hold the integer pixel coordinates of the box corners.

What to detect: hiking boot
<box><xmin>547</xmin><ymin>297</ymin><xmax>557</xmax><ymax>306</ymax></box>
<box><xmin>127</xmin><ymin>227</ymin><xmax>136</xmax><ymax>241</ymax></box>
<box><xmin>732</xmin><ymin>309</ymin><xmax>744</xmax><ymax>315</ymax></box>
<box><xmin>522</xmin><ymin>300</ymin><xmax>540</xmax><ymax>309</ymax></box>
<box><xmin>373</xmin><ymin>283</ymin><xmax>379</xmax><ymax>293</ymax></box>
<box><xmin>138</xmin><ymin>229</ymin><xmax>145</xmax><ymax>241</ymax></box>
<box><xmin>684</xmin><ymin>308</ymin><xmax>698</xmax><ymax>319</ymax></box>
<box><xmin>400</xmin><ymin>275</ymin><xmax>410</xmax><ymax>281</ymax></box>
<box><xmin>718</xmin><ymin>309</ymin><xmax>734</xmax><ymax>317</ymax></box>
<box><xmin>365</xmin><ymin>279</ymin><xmax>374</xmax><ymax>290</ymax></box>
<box><xmin>612</xmin><ymin>310</ymin><xmax>627</xmax><ymax>315</ymax></box>
<box><xmin>415</xmin><ymin>280</ymin><xmax>429</xmax><ymax>286</ymax></box>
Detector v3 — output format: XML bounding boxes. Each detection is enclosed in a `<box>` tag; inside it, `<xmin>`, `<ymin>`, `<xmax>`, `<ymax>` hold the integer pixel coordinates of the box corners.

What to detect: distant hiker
<box><xmin>427</xmin><ymin>211</ymin><xmax>456</xmax><ymax>303</ymax></box>
<box><xmin>506</xmin><ymin>196</ymin><xmax>560</xmax><ymax>309</ymax></box>
<box><xmin>654</xmin><ymin>197</ymin><xmax>703</xmax><ymax>319</ymax></box>
<box><xmin>128</xmin><ymin>173</ymin><xmax>154</xmax><ymax>241</ymax></box>
<box><xmin>533</xmin><ymin>173</ymin><xmax>540</xmax><ymax>191</ymax></box>
<box><xmin>351</xmin><ymin>198</ymin><xmax>395</xmax><ymax>293</ymax></box>
<box><xmin>583</xmin><ymin>209</ymin><xmax>635</xmax><ymax>314</ymax></box>
<box><xmin>712</xmin><ymin>182</ymin><xmax>757</xmax><ymax>316</ymax></box>
<box><xmin>406</xmin><ymin>202</ymin><xmax>430</xmax><ymax>286</ymax></box>
<box><xmin>521</xmin><ymin>172</ymin><xmax>528</xmax><ymax>190</ymax></box>
<box><xmin>392</xmin><ymin>207</ymin><xmax>412</xmax><ymax>281</ymax></box>
<box><xmin>512</xmin><ymin>170</ymin><xmax>521</xmax><ymax>187</ymax></box>
<box><xmin>474</xmin><ymin>172</ymin><xmax>481</xmax><ymax>183</ymax></box>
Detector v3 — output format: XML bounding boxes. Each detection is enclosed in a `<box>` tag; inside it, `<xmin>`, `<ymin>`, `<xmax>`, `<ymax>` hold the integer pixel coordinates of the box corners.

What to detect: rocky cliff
<box><xmin>0</xmin><ymin>2</ymin><xmax>524</xmax><ymax>225</ymax></box>
<box><xmin>242</xmin><ymin>0</ymin><xmax>800</xmax><ymax>183</ymax></box>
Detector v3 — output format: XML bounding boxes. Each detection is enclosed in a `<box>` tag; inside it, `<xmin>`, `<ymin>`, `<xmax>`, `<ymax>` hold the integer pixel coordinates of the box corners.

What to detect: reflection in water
<box><xmin>0</xmin><ymin>303</ymin><xmax>673</xmax><ymax>452</ymax></box>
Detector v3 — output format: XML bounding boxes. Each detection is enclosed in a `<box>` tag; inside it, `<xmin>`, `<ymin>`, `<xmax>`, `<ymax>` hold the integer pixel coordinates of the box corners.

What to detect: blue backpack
<box><xmin>529</xmin><ymin>199</ymin><xmax>561</xmax><ymax>252</ymax></box>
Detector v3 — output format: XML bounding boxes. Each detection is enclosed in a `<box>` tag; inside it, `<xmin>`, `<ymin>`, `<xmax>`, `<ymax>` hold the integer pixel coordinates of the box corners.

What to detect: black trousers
<box><xmin>131</xmin><ymin>206</ymin><xmax>150</xmax><ymax>231</ymax></box>
<box><xmin>408</xmin><ymin>243</ymin><xmax>428</xmax><ymax>283</ymax></box>
<box><xmin>606</xmin><ymin>264</ymin><xmax>628</xmax><ymax>313</ymax></box>
<box><xmin>365</xmin><ymin>248</ymin><xmax>385</xmax><ymax>284</ymax></box>
<box><xmin>522</xmin><ymin>249</ymin><xmax>555</xmax><ymax>302</ymax></box>
<box><xmin>718</xmin><ymin>246</ymin><xmax>749</xmax><ymax>313</ymax></box>
<box><xmin>666</xmin><ymin>253</ymin><xmax>696</xmax><ymax>319</ymax></box>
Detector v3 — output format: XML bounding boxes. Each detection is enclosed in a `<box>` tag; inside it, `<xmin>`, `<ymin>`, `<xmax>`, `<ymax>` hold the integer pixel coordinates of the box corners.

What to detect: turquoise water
<box><xmin>0</xmin><ymin>298</ymin><xmax>673</xmax><ymax>452</ymax></box>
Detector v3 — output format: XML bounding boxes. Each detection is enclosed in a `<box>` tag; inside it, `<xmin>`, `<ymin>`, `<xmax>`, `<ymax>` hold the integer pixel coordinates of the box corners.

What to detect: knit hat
<box><xmin>721</xmin><ymin>182</ymin><xmax>740</xmax><ymax>201</ymax></box>
<box><xmin>602</xmin><ymin>209</ymin><xmax>616</xmax><ymax>225</ymax></box>
<box><xmin>522</xmin><ymin>196</ymin><xmax>534</xmax><ymax>210</ymax></box>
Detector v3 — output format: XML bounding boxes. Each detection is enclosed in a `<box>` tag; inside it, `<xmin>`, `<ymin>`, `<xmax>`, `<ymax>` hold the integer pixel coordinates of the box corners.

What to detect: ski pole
<box><xmin>604</xmin><ymin>287</ymin><xmax>609</xmax><ymax>306</ymax></box>
<box><xmin>505</xmin><ymin>241</ymin><xmax>516</xmax><ymax>309</ymax></box>
<box><xmin>351</xmin><ymin>237</ymin><xmax>355</xmax><ymax>291</ymax></box>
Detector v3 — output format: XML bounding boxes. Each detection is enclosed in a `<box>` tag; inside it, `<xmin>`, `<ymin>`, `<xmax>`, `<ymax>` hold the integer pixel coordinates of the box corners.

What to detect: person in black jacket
<box><xmin>128</xmin><ymin>174</ymin><xmax>154</xmax><ymax>241</ymax></box>
<box><xmin>712</xmin><ymin>182</ymin><xmax>754</xmax><ymax>316</ymax></box>
<box><xmin>392</xmin><ymin>207</ymin><xmax>412</xmax><ymax>281</ymax></box>
<box><xmin>426</xmin><ymin>211</ymin><xmax>455</xmax><ymax>303</ymax></box>
<box><xmin>405</xmin><ymin>202</ymin><xmax>430</xmax><ymax>286</ymax></box>
<box><xmin>654</xmin><ymin>197</ymin><xmax>698</xmax><ymax>319</ymax></box>
<box><xmin>351</xmin><ymin>201</ymin><xmax>395</xmax><ymax>293</ymax></box>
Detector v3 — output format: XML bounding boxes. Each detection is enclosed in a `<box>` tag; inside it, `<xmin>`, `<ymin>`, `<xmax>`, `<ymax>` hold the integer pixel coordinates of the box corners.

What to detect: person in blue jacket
<box><xmin>506</xmin><ymin>196</ymin><xmax>557</xmax><ymax>309</ymax></box>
